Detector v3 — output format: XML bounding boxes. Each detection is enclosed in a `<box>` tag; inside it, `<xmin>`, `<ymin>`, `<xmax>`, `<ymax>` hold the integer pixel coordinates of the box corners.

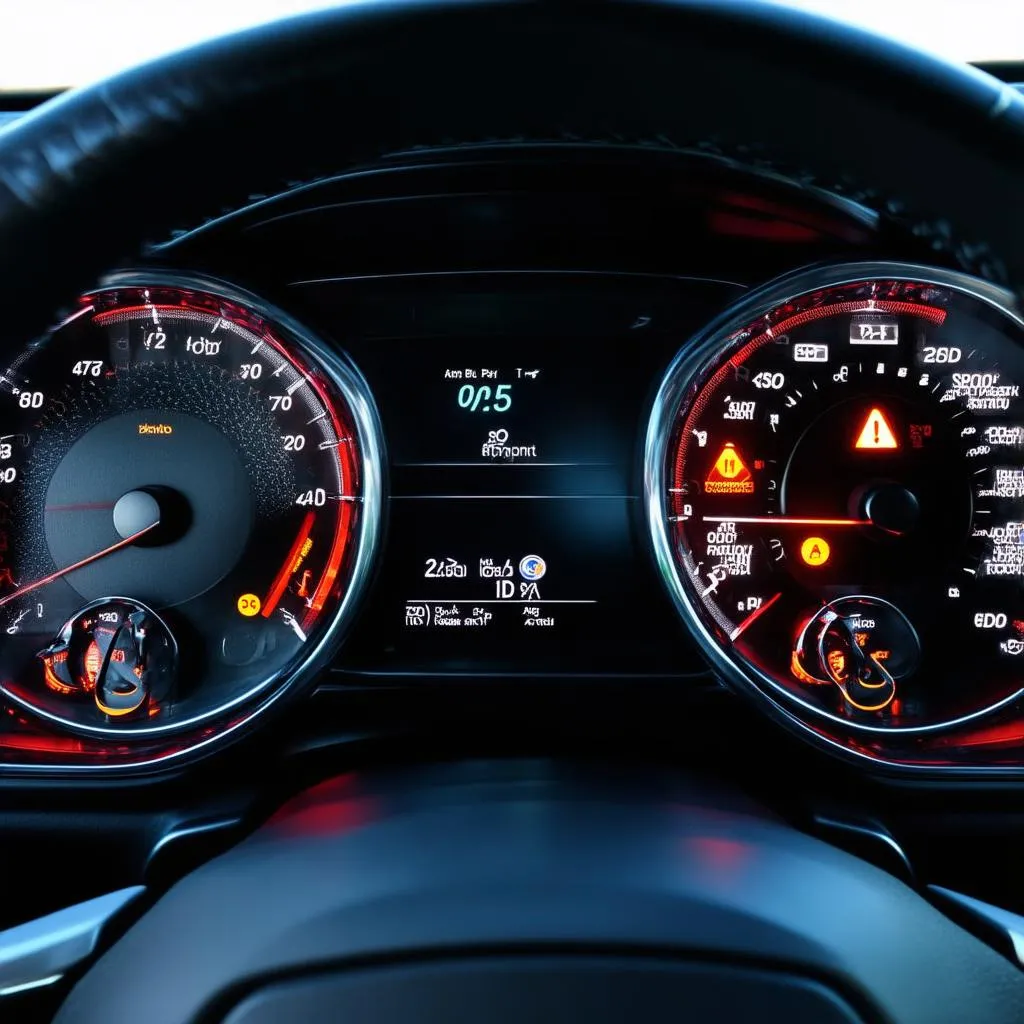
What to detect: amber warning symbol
<box><xmin>855</xmin><ymin>407</ymin><xmax>898</xmax><ymax>450</ymax></box>
<box><xmin>705</xmin><ymin>442</ymin><xmax>755</xmax><ymax>495</ymax></box>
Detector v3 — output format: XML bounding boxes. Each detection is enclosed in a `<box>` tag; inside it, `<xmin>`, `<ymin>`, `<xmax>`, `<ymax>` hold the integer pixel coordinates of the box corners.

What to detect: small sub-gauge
<box><xmin>37</xmin><ymin>598</ymin><xmax>177</xmax><ymax>720</ymax></box>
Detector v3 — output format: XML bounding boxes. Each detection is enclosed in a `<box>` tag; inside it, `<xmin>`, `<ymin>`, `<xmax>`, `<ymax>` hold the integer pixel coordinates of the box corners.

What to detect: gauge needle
<box><xmin>702</xmin><ymin>516</ymin><xmax>870</xmax><ymax>526</ymax></box>
<box><xmin>0</xmin><ymin>522</ymin><xmax>159</xmax><ymax>610</ymax></box>
<box><xmin>730</xmin><ymin>591</ymin><xmax>782</xmax><ymax>641</ymax></box>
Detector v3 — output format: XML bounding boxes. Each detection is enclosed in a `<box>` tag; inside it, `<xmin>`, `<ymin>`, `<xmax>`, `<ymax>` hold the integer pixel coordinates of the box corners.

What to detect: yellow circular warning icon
<box><xmin>800</xmin><ymin>537</ymin><xmax>831</xmax><ymax>567</ymax></box>
<box><xmin>237</xmin><ymin>593</ymin><xmax>262</xmax><ymax>617</ymax></box>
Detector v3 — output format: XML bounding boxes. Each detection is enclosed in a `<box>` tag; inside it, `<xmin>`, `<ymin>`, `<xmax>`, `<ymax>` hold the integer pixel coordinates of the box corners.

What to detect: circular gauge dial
<box><xmin>648</xmin><ymin>265</ymin><xmax>1024</xmax><ymax>734</ymax></box>
<box><xmin>0</xmin><ymin>282</ymin><xmax>379</xmax><ymax>736</ymax></box>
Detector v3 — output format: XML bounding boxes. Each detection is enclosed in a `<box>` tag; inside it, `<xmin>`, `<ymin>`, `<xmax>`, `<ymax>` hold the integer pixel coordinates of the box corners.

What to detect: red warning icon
<box><xmin>705</xmin><ymin>442</ymin><xmax>755</xmax><ymax>495</ymax></box>
<box><xmin>855</xmin><ymin>408</ymin><xmax>898</xmax><ymax>450</ymax></box>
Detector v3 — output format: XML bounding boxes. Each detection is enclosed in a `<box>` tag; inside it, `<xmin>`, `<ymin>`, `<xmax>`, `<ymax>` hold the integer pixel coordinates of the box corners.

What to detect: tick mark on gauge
<box><xmin>307</xmin><ymin>411</ymin><xmax>327</xmax><ymax>425</ymax></box>
<box><xmin>286</xmin><ymin>375</ymin><xmax>310</xmax><ymax>396</ymax></box>
<box><xmin>318</xmin><ymin>438</ymin><xmax>350</xmax><ymax>451</ymax></box>
<box><xmin>250</xmin><ymin>340</ymin><xmax>264</xmax><ymax>355</ymax></box>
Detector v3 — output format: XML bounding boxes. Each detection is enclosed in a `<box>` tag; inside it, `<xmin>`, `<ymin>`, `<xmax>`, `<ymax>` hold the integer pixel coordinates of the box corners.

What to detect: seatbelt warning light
<box><xmin>855</xmin><ymin>407</ymin><xmax>898</xmax><ymax>450</ymax></box>
<box><xmin>705</xmin><ymin>442</ymin><xmax>755</xmax><ymax>495</ymax></box>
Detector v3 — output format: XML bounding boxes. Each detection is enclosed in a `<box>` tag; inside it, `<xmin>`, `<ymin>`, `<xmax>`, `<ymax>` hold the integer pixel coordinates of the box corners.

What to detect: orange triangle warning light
<box><xmin>705</xmin><ymin>442</ymin><xmax>755</xmax><ymax>495</ymax></box>
<box><xmin>855</xmin><ymin>408</ymin><xmax>898</xmax><ymax>450</ymax></box>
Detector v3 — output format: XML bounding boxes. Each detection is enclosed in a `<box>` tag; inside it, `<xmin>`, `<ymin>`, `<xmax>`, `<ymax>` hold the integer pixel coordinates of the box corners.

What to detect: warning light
<box><xmin>705</xmin><ymin>442</ymin><xmax>755</xmax><ymax>495</ymax></box>
<box><xmin>800</xmin><ymin>536</ymin><xmax>830</xmax><ymax>566</ymax></box>
<box><xmin>237</xmin><ymin>593</ymin><xmax>262</xmax><ymax>617</ymax></box>
<box><xmin>855</xmin><ymin>407</ymin><xmax>898</xmax><ymax>450</ymax></box>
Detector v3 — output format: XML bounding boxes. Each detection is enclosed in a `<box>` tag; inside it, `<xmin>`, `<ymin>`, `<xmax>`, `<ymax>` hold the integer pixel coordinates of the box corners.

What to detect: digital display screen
<box><xmin>293</xmin><ymin>274</ymin><xmax>742</xmax><ymax>675</ymax></box>
<box><xmin>383</xmin><ymin>341</ymin><xmax>631</xmax><ymax>475</ymax></box>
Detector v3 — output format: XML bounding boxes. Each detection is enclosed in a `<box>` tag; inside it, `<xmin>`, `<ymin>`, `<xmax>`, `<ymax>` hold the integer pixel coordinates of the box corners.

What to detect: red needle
<box><xmin>0</xmin><ymin>522</ymin><xmax>158</xmax><ymax>610</ymax></box>
<box><xmin>702</xmin><ymin>516</ymin><xmax>869</xmax><ymax>526</ymax></box>
<box><xmin>730</xmin><ymin>591</ymin><xmax>783</xmax><ymax>641</ymax></box>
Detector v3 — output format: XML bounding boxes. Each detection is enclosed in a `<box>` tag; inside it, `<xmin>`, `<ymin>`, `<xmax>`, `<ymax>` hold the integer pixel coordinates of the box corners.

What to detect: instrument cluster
<box><xmin>2</xmin><ymin>257</ymin><xmax>1024</xmax><ymax>774</ymax></box>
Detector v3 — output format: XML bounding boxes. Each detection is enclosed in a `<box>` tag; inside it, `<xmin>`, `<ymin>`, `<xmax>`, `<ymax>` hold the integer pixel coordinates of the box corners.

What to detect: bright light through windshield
<box><xmin>1</xmin><ymin>0</ymin><xmax>1022</xmax><ymax>92</ymax></box>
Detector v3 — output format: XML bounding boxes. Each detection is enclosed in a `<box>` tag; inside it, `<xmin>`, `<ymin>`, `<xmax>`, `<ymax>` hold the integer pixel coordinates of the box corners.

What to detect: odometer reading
<box><xmin>650</xmin><ymin>268</ymin><xmax>1024</xmax><ymax>733</ymax></box>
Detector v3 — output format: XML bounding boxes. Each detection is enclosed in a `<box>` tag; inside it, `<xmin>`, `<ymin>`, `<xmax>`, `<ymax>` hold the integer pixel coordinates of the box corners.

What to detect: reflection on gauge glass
<box><xmin>647</xmin><ymin>264</ymin><xmax>1024</xmax><ymax>734</ymax></box>
<box><xmin>0</xmin><ymin>280</ymin><xmax>380</xmax><ymax>736</ymax></box>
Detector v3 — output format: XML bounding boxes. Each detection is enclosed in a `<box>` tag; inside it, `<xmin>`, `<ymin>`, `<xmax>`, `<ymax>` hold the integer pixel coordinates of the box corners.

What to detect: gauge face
<box><xmin>649</xmin><ymin>266</ymin><xmax>1024</xmax><ymax>734</ymax></box>
<box><xmin>0</xmin><ymin>282</ymin><xmax>379</xmax><ymax>736</ymax></box>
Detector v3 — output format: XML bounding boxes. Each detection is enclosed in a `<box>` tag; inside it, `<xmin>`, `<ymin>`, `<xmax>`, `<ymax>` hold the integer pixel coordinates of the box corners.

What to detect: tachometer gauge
<box><xmin>647</xmin><ymin>264</ymin><xmax>1024</xmax><ymax>741</ymax></box>
<box><xmin>0</xmin><ymin>277</ymin><xmax>381</xmax><ymax>738</ymax></box>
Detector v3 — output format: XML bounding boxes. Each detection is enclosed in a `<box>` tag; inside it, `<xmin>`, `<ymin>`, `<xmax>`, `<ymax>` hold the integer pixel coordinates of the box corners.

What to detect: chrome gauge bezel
<box><xmin>0</xmin><ymin>269</ymin><xmax>384</xmax><ymax>766</ymax></box>
<box><xmin>645</xmin><ymin>261</ymin><xmax>1024</xmax><ymax>765</ymax></box>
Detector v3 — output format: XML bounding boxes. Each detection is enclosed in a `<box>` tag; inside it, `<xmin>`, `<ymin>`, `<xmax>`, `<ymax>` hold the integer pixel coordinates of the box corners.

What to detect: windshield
<box><xmin>1</xmin><ymin>0</ymin><xmax>1021</xmax><ymax>91</ymax></box>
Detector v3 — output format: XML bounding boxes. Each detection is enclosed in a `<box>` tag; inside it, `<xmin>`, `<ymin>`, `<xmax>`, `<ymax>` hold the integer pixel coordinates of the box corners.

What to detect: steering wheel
<box><xmin>2</xmin><ymin>2</ymin><xmax>1022</xmax><ymax>1021</ymax></box>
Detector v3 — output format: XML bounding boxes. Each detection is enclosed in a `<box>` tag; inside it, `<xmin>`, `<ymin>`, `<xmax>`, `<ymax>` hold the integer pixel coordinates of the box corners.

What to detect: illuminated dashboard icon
<box><xmin>855</xmin><ymin>407</ymin><xmax>898</xmax><ymax>450</ymax></box>
<box><xmin>705</xmin><ymin>442</ymin><xmax>754</xmax><ymax>495</ymax></box>
<box><xmin>800</xmin><ymin>537</ymin><xmax>831</xmax><ymax>567</ymax></box>
<box><xmin>519</xmin><ymin>555</ymin><xmax>547</xmax><ymax>581</ymax></box>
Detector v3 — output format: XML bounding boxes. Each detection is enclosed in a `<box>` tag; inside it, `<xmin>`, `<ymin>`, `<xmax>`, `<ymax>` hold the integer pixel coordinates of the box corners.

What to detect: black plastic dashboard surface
<box><xmin>303</xmin><ymin>272</ymin><xmax>742</xmax><ymax>676</ymax></box>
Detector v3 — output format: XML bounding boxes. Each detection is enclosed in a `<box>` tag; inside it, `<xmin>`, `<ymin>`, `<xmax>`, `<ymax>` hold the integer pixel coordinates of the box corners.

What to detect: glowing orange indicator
<box><xmin>262</xmin><ymin>511</ymin><xmax>316</xmax><ymax>618</ymax></box>
<box><xmin>826</xmin><ymin>650</ymin><xmax>847</xmax><ymax>680</ymax></box>
<box><xmin>855</xmin><ymin>407</ymin><xmax>898</xmax><ymax>450</ymax></box>
<box><xmin>705</xmin><ymin>442</ymin><xmax>754</xmax><ymax>495</ymax></box>
<box><xmin>800</xmin><ymin>536</ymin><xmax>830</xmax><ymax>566</ymax></box>
<box><xmin>83</xmin><ymin>641</ymin><xmax>103</xmax><ymax>687</ymax></box>
<box><xmin>42</xmin><ymin>653</ymin><xmax>74</xmax><ymax>695</ymax></box>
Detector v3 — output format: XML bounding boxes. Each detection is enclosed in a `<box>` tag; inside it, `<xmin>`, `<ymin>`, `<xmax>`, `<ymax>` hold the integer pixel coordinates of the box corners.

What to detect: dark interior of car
<box><xmin>3</xmin><ymin>2</ymin><xmax>1024</xmax><ymax>1021</ymax></box>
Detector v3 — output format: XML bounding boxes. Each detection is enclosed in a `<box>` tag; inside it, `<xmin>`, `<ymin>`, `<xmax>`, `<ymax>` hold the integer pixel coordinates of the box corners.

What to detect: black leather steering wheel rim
<box><xmin>1</xmin><ymin>0</ymin><xmax>1023</xmax><ymax>352</ymax></box>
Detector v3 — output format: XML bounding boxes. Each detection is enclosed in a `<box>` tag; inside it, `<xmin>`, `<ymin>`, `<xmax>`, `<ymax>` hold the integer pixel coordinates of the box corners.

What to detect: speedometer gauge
<box><xmin>0</xmin><ymin>277</ymin><xmax>381</xmax><ymax>739</ymax></box>
<box><xmin>647</xmin><ymin>264</ymin><xmax>1024</xmax><ymax>743</ymax></box>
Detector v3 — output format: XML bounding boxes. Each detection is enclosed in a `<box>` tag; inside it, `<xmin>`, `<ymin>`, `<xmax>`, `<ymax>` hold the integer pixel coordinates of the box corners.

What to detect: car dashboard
<box><xmin>8</xmin><ymin>65</ymin><xmax>1024</xmax><ymax>1014</ymax></box>
<box><xmin>0</xmin><ymin>151</ymin><xmax>897</xmax><ymax>762</ymax></box>
<box><xmin>2</xmin><ymin>142</ymin><xmax>1024</xmax><ymax>770</ymax></box>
